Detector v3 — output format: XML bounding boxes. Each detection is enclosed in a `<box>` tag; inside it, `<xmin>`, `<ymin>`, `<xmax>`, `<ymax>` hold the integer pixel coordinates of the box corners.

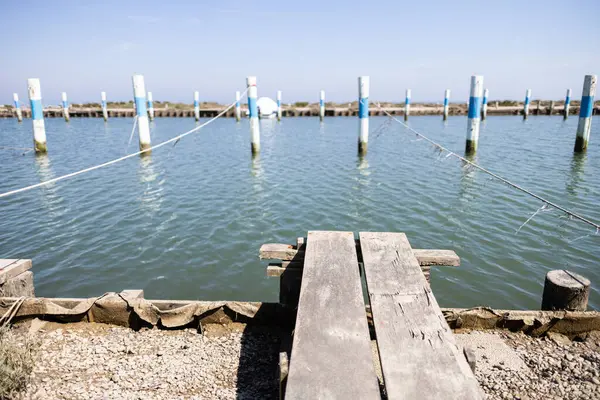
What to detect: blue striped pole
<box><xmin>574</xmin><ymin>75</ymin><xmax>597</xmax><ymax>152</ymax></box>
<box><xmin>147</xmin><ymin>91</ymin><xmax>154</xmax><ymax>121</ymax></box>
<box><xmin>443</xmin><ymin>89</ymin><xmax>450</xmax><ymax>120</ymax></box>
<box><xmin>132</xmin><ymin>74</ymin><xmax>151</xmax><ymax>153</ymax></box>
<box><xmin>358</xmin><ymin>76</ymin><xmax>369</xmax><ymax>155</ymax></box>
<box><xmin>319</xmin><ymin>90</ymin><xmax>325</xmax><ymax>121</ymax></box>
<box><xmin>101</xmin><ymin>92</ymin><xmax>108</xmax><ymax>121</ymax></box>
<box><xmin>466</xmin><ymin>75</ymin><xmax>484</xmax><ymax>154</ymax></box>
<box><xmin>13</xmin><ymin>93</ymin><xmax>22</xmax><ymax>122</ymax></box>
<box><xmin>277</xmin><ymin>90</ymin><xmax>282</xmax><ymax>121</ymax></box>
<box><xmin>27</xmin><ymin>78</ymin><xmax>47</xmax><ymax>153</ymax></box>
<box><xmin>194</xmin><ymin>91</ymin><xmax>200</xmax><ymax>121</ymax></box>
<box><xmin>247</xmin><ymin>76</ymin><xmax>260</xmax><ymax>154</ymax></box>
<box><xmin>235</xmin><ymin>91</ymin><xmax>241</xmax><ymax>122</ymax></box>
<box><xmin>61</xmin><ymin>92</ymin><xmax>70</xmax><ymax>122</ymax></box>
<box><xmin>564</xmin><ymin>89</ymin><xmax>571</xmax><ymax>120</ymax></box>
<box><xmin>481</xmin><ymin>89</ymin><xmax>489</xmax><ymax>120</ymax></box>
<box><xmin>404</xmin><ymin>89</ymin><xmax>411</xmax><ymax>121</ymax></box>
<box><xmin>523</xmin><ymin>89</ymin><xmax>531</xmax><ymax>119</ymax></box>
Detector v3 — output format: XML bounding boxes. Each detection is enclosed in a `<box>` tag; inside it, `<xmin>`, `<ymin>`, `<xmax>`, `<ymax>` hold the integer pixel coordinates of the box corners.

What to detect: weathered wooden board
<box><xmin>359</xmin><ymin>232</ymin><xmax>482</xmax><ymax>399</ymax></box>
<box><xmin>0</xmin><ymin>259</ymin><xmax>32</xmax><ymax>285</ymax></box>
<box><xmin>286</xmin><ymin>231</ymin><xmax>380</xmax><ymax>400</ymax></box>
<box><xmin>412</xmin><ymin>249</ymin><xmax>460</xmax><ymax>266</ymax></box>
<box><xmin>259</xmin><ymin>244</ymin><xmax>304</xmax><ymax>260</ymax></box>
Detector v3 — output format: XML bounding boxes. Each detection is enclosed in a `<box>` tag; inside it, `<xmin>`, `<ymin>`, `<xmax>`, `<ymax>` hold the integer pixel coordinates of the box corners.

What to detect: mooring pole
<box><xmin>481</xmin><ymin>89</ymin><xmax>489</xmax><ymax>120</ymax></box>
<box><xmin>465</xmin><ymin>75</ymin><xmax>483</xmax><ymax>154</ymax></box>
<box><xmin>574</xmin><ymin>75</ymin><xmax>597</xmax><ymax>152</ymax></box>
<box><xmin>541</xmin><ymin>270</ymin><xmax>590</xmax><ymax>311</ymax></box>
<box><xmin>523</xmin><ymin>89</ymin><xmax>531</xmax><ymax>119</ymax></box>
<box><xmin>277</xmin><ymin>90</ymin><xmax>282</xmax><ymax>121</ymax></box>
<box><xmin>101</xmin><ymin>92</ymin><xmax>108</xmax><ymax>121</ymax></box>
<box><xmin>61</xmin><ymin>92</ymin><xmax>70</xmax><ymax>122</ymax></box>
<box><xmin>564</xmin><ymin>89</ymin><xmax>571</xmax><ymax>120</ymax></box>
<box><xmin>358</xmin><ymin>76</ymin><xmax>369</xmax><ymax>155</ymax></box>
<box><xmin>235</xmin><ymin>91</ymin><xmax>241</xmax><ymax>122</ymax></box>
<box><xmin>13</xmin><ymin>93</ymin><xmax>22</xmax><ymax>122</ymax></box>
<box><xmin>404</xmin><ymin>89</ymin><xmax>411</xmax><ymax>121</ymax></box>
<box><xmin>194</xmin><ymin>91</ymin><xmax>200</xmax><ymax>122</ymax></box>
<box><xmin>147</xmin><ymin>91</ymin><xmax>154</xmax><ymax>121</ymax></box>
<box><xmin>247</xmin><ymin>76</ymin><xmax>260</xmax><ymax>155</ymax></box>
<box><xmin>132</xmin><ymin>74</ymin><xmax>151</xmax><ymax>153</ymax></box>
<box><xmin>443</xmin><ymin>89</ymin><xmax>450</xmax><ymax>121</ymax></box>
<box><xmin>549</xmin><ymin>100</ymin><xmax>555</xmax><ymax>116</ymax></box>
<box><xmin>28</xmin><ymin>79</ymin><xmax>47</xmax><ymax>153</ymax></box>
<box><xmin>319</xmin><ymin>90</ymin><xmax>325</xmax><ymax>121</ymax></box>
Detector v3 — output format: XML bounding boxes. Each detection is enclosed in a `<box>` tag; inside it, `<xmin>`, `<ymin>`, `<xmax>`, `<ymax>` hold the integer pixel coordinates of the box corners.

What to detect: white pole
<box><xmin>235</xmin><ymin>91</ymin><xmax>241</xmax><ymax>122</ymax></box>
<box><xmin>277</xmin><ymin>90</ymin><xmax>282</xmax><ymax>121</ymax></box>
<box><xmin>28</xmin><ymin>79</ymin><xmax>47</xmax><ymax>153</ymax></box>
<box><xmin>443</xmin><ymin>89</ymin><xmax>450</xmax><ymax>121</ymax></box>
<box><xmin>466</xmin><ymin>75</ymin><xmax>484</xmax><ymax>154</ymax></box>
<box><xmin>132</xmin><ymin>74</ymin><xmax>151</xmax><ymax>153</ymax></box>
<box><xmin>61</xmin><ymin>92</ymin><xmax>70</xmax><ymax>122</ymax></box>
<box><xmin>564</xmin><ymin>89</ymin><xmax>571</xmax><ymax>120</ymax></box>
<box><xmin>247</xmin><ymin>76</ymin><xmax>260</xmax><ymax>155</ymax></box>
<box><xmin>319</xmin><ymin>90</ymin><xmax>325</xmax><ymax>121</ymax></box>
<box><xmin>147</xmin><ymin>91</ymin><xmax>154</xmax><ymax>121</ymax></box>
<box><xmin>481</xmin><ymin>88</ymin><xmax>489</xmax><ymax>120</ymax></box>
<box><xmin>404</xmin><ymin>89</ymin><xmax>411</xmax><ymax>121</ymax></box>
<box><xmin>549</xmin><ymin>100</ymin><xmax>555</xmax><ymax>115</ymax></box>
<box><xmin>523</xmin><ymin>89</ymin><xmax>531</xmax><ymax>119</ymax></box>
<box><xmin>574</xmin><ymin>75</ymin><xmax>597</xmax><ymax>152</ymax></box>
<box><xmin>194</xmin><ymin>91</ymin><xmax>200</xmax><ymax>121</ymax></box>
<box><xmin>101</xmin><ymin>92</ymin><xmax>108</xmax><ymax>121</ymax></box>
<box><xmin>358</xmin><ymin>76</ymin><xmax>369</xmax><ymax>155</ymax></box>
<box><xmin>13</xmin><ymin>93</ymin><xmax>22</xmax><ymax>122</ymax></box>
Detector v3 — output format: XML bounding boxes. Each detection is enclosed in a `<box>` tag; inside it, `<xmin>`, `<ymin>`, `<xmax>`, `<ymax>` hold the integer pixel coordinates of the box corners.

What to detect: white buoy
<box><xmin>358</xmin><ymin>76</ymin><xmax>369</xmax><ymax>155</ymax></box>
<box><xmin>194</xmin><ymin>91</ymin><xmax>200</xmax><ymax>121</ymax></box>
<box><xmin>61</xmin><ymin>92</ymin><xmax>70</xmax><ymax>122</ymax></box>
<box><xmin>564</xmin><ymin>89</ymin><xmax>571</xmax><ymax>120</ymax></box>
<box><xmin>132</xmin><ymin>74</ymin><xmax>151</xmax><ymax>153</ymax></box>
<box><xmin>404</xmin><ymin>89</ymin><xmax>411</xmax><ymax>121</ymax></box>
<box><xmin>235</xmin><ymin>91</ymin><xmax>241</xmax><ymax>122</ymax></box>
<box><xmin>13</xmin><ymin>93</ymin><xmax>22</xmax><ymax>122</ymax></box>
<box><xmin>277</xmin><ymin>90</ymin><xmax>282</xmax><ymax>121</ymax></box>
<box><xmin>574</xmin><ymin>75</ymin><xmax>597</xmax><ymax>152</ymax></box>
<box><xmin>28</xmin><ymin>79</ymin><xmax>47</xmax><ymax>153</ymax></box>
<box><xmin>247</xmin><ymin>76</ymin><xmax>260</xmax><ymax>155</ymax></box>
<box><xmin>466</xmin><ymin>75</ymin><xmax>484</xmax><ymax>154</ymax></box>
<box><xmin>481</xmin><ymin>89</ymin><xmax>489</xmax><ymax>120</ymax></box>
<box><xmin>319</xmin><ymin>90</ymin><xmax>325</xmax><ymax>121</ymax></box>
<box><xmin>523</xmin><ymin>89</ymin><xmax>531</xmax><ymax>119</ymax></box>
<box><xmin>147</xmin><ymin>91</ymin><xmax>154</xmax><ymax>121</ymax></box>
<box><xmin>101</xmin><ymin>92</ymin><xmax>108</xmax><ymax>121</ymax></box>
<box><xmin>443</xmin><ymin>89</ymin><xmax>450</xmax><ymax>121</ymax></box>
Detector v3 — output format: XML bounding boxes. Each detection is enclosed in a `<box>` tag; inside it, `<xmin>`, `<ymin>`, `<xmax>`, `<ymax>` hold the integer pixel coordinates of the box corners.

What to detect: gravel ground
<box><xmin>19</xmin><ymin>322</ymin><xmax>280</xmax><ymax>400</ymax></box>
<box><xmin>456</xmin><ymin>330</ymin><xmax>600</xmax><ymax>400</ymax></box>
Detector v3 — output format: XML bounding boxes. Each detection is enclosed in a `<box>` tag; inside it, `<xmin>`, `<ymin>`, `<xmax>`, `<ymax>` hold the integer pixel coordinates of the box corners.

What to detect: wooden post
<box><xmin>443</xmin><ymin>89</ymin><xmax>450</xmax><ymax>121</ymax></box>
<box><xmin>147</xmin><ymin>91</ymin><xmax>154</xmax><ymax>121</ymax></box>
<box><xmin>358</xmin><ymin>76</ymin><xmax>369</xmax><ymax>155</ymax></box>
<box><xmin>319</xmin><ymin>90</ymin><xmax>325</xmax><ymax>121</ymax></box>
<box><xmin>481</xmin><ymin>88</ymin><xmax>488</xmax><ymax>120</ymax></box>
<box><xmin>132</xmin><ymin>74</ymin><xmax>151</xmax><ymax>153</ymax></box>
<box><xmin>101</xmin><ymin>92</ymin><xmax>108</xmax><ymax>121</ymax></box>
<box><xmin>404</xmin><ymin>89</ymin><xmax>411</xmax><ymax>121</ymax></box>
<box><xmin>523</xmin><ymin>89</ymin><xmax>531</xmax><ymax>119</ymax></box>
<box><xmin>194</xmin><ymin>91</ymin><xmax>200</xmax><ymax>121</ymax></box>
<box><xmin>465</xmin><ymin>75</ymin><xmax>483</xmax><ymax>154</ymax></box>
<box><xmin>61</xmin><ymin>92</ymin><xmax>70</xmax><ymax>122</ymax></box>
<box><xmin>277</xmin><ymin>90</ymin><xmax>282</xmax><ymax>121</ymax></box>
<box><xmin>235</xmin><ymin>91</ymin><xmax>241</xmax><ymax>122</ymax></box>
<box><xmin>247</xmin><ymin>76</ymin><xmax>260</xmax><ymax>155</ymax></box>
<box><xmin>549</xmin><ymin>100</ymin><xmax>555</xmax><ymax>116</ymax></box>
<box><xmin>574</xmin><ymin>74</ymin><xmax>597</xmax><ymax>152</ymax></box>
<box><xmin>13</xmin><ymin>93</ymin><xmax>22</xmax><ymax>122</ymax></box>
<box><xmin>541</xmin><ymin>270</ymin><xmax>590</xmax><ymax>311</ymax></box>
<box><xmin>564</xmin><ymin>89</ymin><xmax>571</xmax><ymax>120</ymax></box>
<box><xmin>28</xmin><ymin>78</ymin><xmax>47</xmax><ymax>153</ymax></box>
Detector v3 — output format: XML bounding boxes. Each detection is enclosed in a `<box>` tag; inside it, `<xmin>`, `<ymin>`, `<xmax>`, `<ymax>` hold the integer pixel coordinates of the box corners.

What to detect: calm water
<box><xmin>0</xmin><ymin>115</ymin><xmax>598</xmax><ymax>310</ymax></box>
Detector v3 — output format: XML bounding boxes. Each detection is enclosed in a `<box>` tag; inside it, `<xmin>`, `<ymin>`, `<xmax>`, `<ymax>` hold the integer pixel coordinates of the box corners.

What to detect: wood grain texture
<box><xmin>0</xmin><ymin>260</ymin><xmax>32</xmax><ymax>285</ymax></box>
<box><xmin>412</xmin><ymin>249</ymin><xmax>460</xmax><ymax>266</ymax></box>
<box><xmin>286</xmin><ymin>231</ymin><xmax>380</xmax><ymax>400</ymax></box>
<box><xmin>359</xmin><ymin>232</ymin><xmax>482</xmax><ymax>399</ymax></box>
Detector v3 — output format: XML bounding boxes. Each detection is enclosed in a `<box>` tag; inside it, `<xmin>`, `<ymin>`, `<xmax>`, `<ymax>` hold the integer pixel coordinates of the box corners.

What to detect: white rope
<box><xmin>0</xmin><ymin>89</ymin><xmax>248</xmax><ymax>200</ymax></box>
<box><xmin>126</xmin><ymin>115</ymin><xmax>138</xmax><ymax>152</ymax></box>
<box><xmin>374</xmin><ymin>102</ymin><xmax>600</xmax><ymax>231</ymax></box>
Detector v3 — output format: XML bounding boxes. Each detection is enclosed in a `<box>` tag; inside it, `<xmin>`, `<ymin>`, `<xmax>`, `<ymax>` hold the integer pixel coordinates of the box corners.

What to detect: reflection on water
<box><xmin>137</xmin><ymin>156</ymin><xmax>163</xmax><ymax>214</ymax></box>
<box><xmin>459</xmin><ymin>154</ymin><xmax>477</xmax><ymax>202</ymax></box>
<box><xmin>567</xmin><ymin>152</ymin><xmax>586</xmax><ymax>196</ymax></box>
<box><xmin>34</xmin><ymin>155</ymin><xmax>66</xmax><ymax>219</ymax></box>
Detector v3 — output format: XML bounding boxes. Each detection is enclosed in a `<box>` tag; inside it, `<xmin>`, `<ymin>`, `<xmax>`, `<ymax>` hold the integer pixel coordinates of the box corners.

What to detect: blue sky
<box><xmin>2</xmin><ymin>0</ymin><xmax>599</xmax><ymax>104</ymax></box>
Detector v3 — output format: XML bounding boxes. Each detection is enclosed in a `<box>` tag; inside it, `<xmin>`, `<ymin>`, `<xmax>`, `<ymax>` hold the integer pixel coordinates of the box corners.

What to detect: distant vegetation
<box><xmin>294</xmin><ymin>102</ymin><xmax>309</xmax><ymax>107</ymax></box>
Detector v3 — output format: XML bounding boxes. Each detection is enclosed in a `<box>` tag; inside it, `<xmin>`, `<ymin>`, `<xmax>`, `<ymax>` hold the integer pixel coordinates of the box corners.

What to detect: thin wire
<box><xmin>374</xmin><ymin>102</ymin><xmax>600</xmax><ymax>231</ymax></box>
<box><xmin>0</xmin><ymin>146</ymin><xmax>33</xmax><ymax>151</ymax></box>
<box><xmin>0</xmin><ymin>88</ymin><xmax>248</xmax><ymax>200</ymax></box>
<box><xmin>126</xmin><ymin>115</ymin><xmax>138</xmax><ymax>152</ymax></box>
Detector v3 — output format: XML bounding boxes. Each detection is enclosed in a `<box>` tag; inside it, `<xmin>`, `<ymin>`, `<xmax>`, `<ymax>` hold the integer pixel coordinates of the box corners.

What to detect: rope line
<box><xmin>0</xmin><ymin>89</ymin><xmax>248</xmax><ymax>200</ymax></box>
<box><xmin>374</xmin><ymin>102</ymin><xmax>600</xmax><ymax>231</ymax></box>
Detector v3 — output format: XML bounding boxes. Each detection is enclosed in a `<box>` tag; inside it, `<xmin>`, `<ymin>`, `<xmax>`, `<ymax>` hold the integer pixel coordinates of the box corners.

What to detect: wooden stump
<box><xmin>541</xmin><ymin>270</ymin><xmax>590</xmax><ymax>311</ymax></box>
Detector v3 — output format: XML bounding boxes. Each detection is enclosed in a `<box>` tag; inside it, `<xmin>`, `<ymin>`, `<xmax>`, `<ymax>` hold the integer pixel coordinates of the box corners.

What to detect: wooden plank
<box><xmin>412</xmin><ymin>249</ymin><xmax>460</xmax><ymax>266</ymax></box>
<box><xmin>359</xmin><ymin>232</ymin><xmax>482</xmax><ymax>399</ymax></box>
<box><xmin>0</xmin><ymin>259</ymin><xmax>18</xmax><ymax>270</ymax></box>
<box><xmin>259</xmin><ymin>244</ymin><xmax>303</xmax><ymax>260</ymax></box>
<box><xmin>0</xmin><ymin>259</ymin><xmax>32</xmax><ymax>285</ymax></box>
<box><xmin>286</xmin><ymin>231</ymin><xmax>380</xmax><ymax>400</ymax></box>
